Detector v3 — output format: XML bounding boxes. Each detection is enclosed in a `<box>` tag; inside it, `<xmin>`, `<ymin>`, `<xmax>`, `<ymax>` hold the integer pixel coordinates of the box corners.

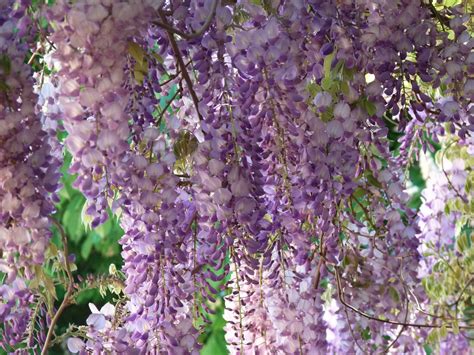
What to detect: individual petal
<box><xmin>213</xmin><ymin>188</ymin><xmax>232</xmax><ymax>205</ymax></box>
<box><xmin>67</xmin><ymin>337</ymin><xmax>85</xmax><ymax>353</ymax></box>
<box><xmin>87</xmin><ymin>313</ymin><xmax>106</xmax><ymax>330</ymax></box>
<box><xmin>100</xmin><ymin>302</ymin><xmax>115</xmax><ymax>317</ymax></box>
<box><xmin>88</xmin><ymin>303</ymin><xmax>100</xmax><ymax>314</ymax></box>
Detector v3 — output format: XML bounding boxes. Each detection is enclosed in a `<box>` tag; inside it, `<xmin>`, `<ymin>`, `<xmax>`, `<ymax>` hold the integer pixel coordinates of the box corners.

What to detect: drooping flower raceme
<box><xmin>1</xmin><ymin>0</ymin><xmax>473</xmax><ymax>353</ymax></box>
<box><xmin>0</xmin><ymin>1</ymin><xmax>60</xmax><ymax>350</ymax></box>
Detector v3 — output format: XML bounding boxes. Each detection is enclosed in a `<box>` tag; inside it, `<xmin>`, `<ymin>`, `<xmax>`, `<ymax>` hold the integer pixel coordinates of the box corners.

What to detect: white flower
<box><xmin>67</xmin><ymin>337</ymin><xmax>85</xmax><ymax>353</ymax></box>
<box><xmin>86</xmin><ymin>303</ymin><xmax>115</xmax><ymax>331</ymax></box>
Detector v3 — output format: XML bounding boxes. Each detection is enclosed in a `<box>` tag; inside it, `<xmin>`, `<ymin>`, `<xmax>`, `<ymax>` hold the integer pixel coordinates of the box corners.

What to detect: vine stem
<box><xmin>335</xmin><ymin>267</ymin><xmax>474</xmax><ymax>330</ymax></box>
<box><xmin>440</xmin><ymin>140</ymin><xmax>467</xmax><ymax>203</ymax></box>
<box><xmin>154</xmin><ymin>0</ymin><xmax>218</xmax><ymax>40</ymax></box>
<box><xmin>156</xmin><ymin>89</ymin><xmax>180</xmax><ymax>126</ymax></box>
<box><xmin>41</xmin><ymin>218</ymin><xmax>74</xmax><ymax>355</ymax></box>
<box><xmin>159</xmin><ymin>11</ymin><xmax>203</xmax><ymax>121</ymax></box>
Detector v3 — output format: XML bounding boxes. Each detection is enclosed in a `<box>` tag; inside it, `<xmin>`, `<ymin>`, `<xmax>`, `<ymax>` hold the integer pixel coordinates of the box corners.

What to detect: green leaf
<box><xmin>463</xmin><ymin>306</ymin><xmax>474</xmax><ymax>319</ymax></box>
<box><xmin>173</xmin><ymin>131</ymin><xmax>199</xmax><ymax>159</ymax></box>
<box><xmin>365</xmin><ymin>170</ymin><xmax>382</xmax><ymax>188</ymax></box>
<box><xmin>388</xmin><ymin>286</ymin><xmax>400</xmax><ymax>303</ymax></box>
<box><xmin>0</xmin><ymin>55</ymin><xmax>11</xmax><ymax>76</ymax></box>
<box><xmin>423</xmin><ymin>344</ymin><xmax>433</xmax><ymax>355</ymax></box>
<box><xmin>361</xmin><ymin>327</ymin><xmax>371</xmax><ymax>340</ymax></box>
<box><xmin>426</xmin><ymin>329</ymin><xmax>439</xmax><ymax>344</ymax></box>
<box><xmin>127</xmin><ymin>41</ymin><xmax>146</xmax><ymax>65</ymax></box>
<box><xmin>80</xmin><ymin>232</ymin><xmax>95</xmax><ymax>260</ymax></box>
<box><xmin>81</xmin><ymin>231</ymin><xmax>101</xmax><ymax>260</ymax></box>
<box><xmin>439</xmin><ymin>324</ymin><xmax>448</xmax><ymax>338</ymax></box>
<box><xmin>133</xmin><ymin>65</ymin><xmax>147</xmax><ymax>84</ymax></box>
<box><xmin>34</xmin><ymin>266</ymin><xmax>57</xmax><ymax>313</ymax></box>
<box><xmin>456</xmin><ymin>232</ymin><xmax>471</xmax><ymax>253</ymax></box>
<box><xmin>323</xmin><ymin>52</ymin><xmax>334</xmax><ymax>79</ymax></box>
<box><xmin>320</xmin><ymin>106</ymin><xmax>334</xmax><ymax>123</ymax></box>
<box><xmin>151</xmin><ymin>52</ymin><xmax>164</xmax><ymax>64</ymax></box>
<box><xmin>0</xmin><ymin>80</ymin><xmax>9</xmax><ymax>93</ymax></box>
<box><xmin>62</xmin><ymin>194</ymin><xmax>86</xmax><ymax>242</ymax></box>
<box><xmin>321</xmin><ymin>76</ymin><xmax>333</xmax><ymax>91</ymax></box>
<box><xmin>452</xmin><ymin>320</ymin><xmax>459</xmax><ymax>335</ymax></box>
<box><xmin>341</xmin><ymin>81</ymin><xmax>350</xmax><ymax>95</ymax></box>
<box><xmin>352</xmin><ymin>187</ymin><xmax>366</xmax><ymax>200</ymax></box>
<box><xmin>306</xmin><ymin>82</ymin><xmax>320</xmax><ymax>97</ymax></box>
<box><xmin>201</xmin><ymin>331</ymin><xmax>228</xmax><ymax>355</ymax></box>
<box><xmin>128</xmin><ymin>41</ymin><xmax>149</xmax><ymax>84</ymax></box>
<box><xmin>364</xmin><ymin>99</ymin><xmax>376</xmax><ymax>116</ymax></box>
<box><xmin>39</xmin><ymin>16</ymin><xmax>49</xmax><ymax>29</ymax></box>
<box><xmin>443</xmin><ymin>0</ymin><xmax>460</xmax><ymax>7</ymax></box>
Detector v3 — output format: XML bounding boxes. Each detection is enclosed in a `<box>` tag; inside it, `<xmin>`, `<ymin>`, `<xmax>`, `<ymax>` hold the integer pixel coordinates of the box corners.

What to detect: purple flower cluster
<box><xmin>0</xmin><ymin>1</ymin><xmax>59</xmax><ymax>350</ymax></box>
<box><xmin>52</xmin><ymin>0</ymin><xmax>471</xmax><ymax>352</ymax></box>
<box><xmin>417</xmin><ymin>158</ymin><xmax>467</xmax><ymax>277</ymax></box>
<box><xmin>1</xmin><ymin>0</ymin><xmax>472</xmax><ymax>353</ymax></box>
<box><xmin>0</xmin><ymin>1</ymin><xmax>59</xmax><ymax>272</ymax></box>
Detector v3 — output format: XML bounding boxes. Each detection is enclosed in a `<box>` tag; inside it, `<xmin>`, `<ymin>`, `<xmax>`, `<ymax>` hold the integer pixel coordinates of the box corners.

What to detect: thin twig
<box><xmin>41</xmin><ymin>218</ymin><xmax>75</xmax><ymax>355</ymax></box>
<box><xmin>313</xmin><ymin>255</ymin><xmax>325</xmax><ymax>289</ymax></box>
<box><xmin>335</xmin><ymin>267</ymin><xmax>474</xmax><ymax>330</ymax></box>
<box><xmin>440</xmin><ymin>141</ymin><xmax>467</xmax><ymax>203</ymax></box>
<box><xmin>158</xmin><ymin>60</ymin><xmax>191</xmax><ymax>85</ymax></box>
<box><xmin>313</xmin><ymin>234</ymin><xmax>326</xmax><ymax>289</ymax></box>
<box><xmin>341</xmin><ymin>298</ymin><xmax>369</xmax><ymax>354</ymax></box>
<box><xmin>422</xmin><ymin>1</ymin><xmax>450</xmax><ymax>29</ymax></box>
<box><xmin>27</xmin><ymin>50</ymin><xmax>41</xmax><ymax>65</ymax></box>
<box><xmin>153</xmin><ymin>20</ymin><xmax>195</xmax><ymax>39</ymax></box>
<box><xmin>154</xmin><ymin>0</ymin><xmax>218</xmax><ymax>40</ymax></box>
<box><xmin>26</xmin><ymin>297</ymin><xmax>43</xmax><ymax>347</ymax></box>
<box><xmin>160</xmin><ymin>12</ymin><xmax>203</xmax><ymax>121</ymax></box>
<box><xmin>383</xmin><ymin>263</ymin><xmax>409</xmax><ymax>352</ymax></box>
<box><xmin>156</xmin><ymin>89</ymin><xmax>180</xmax><ymax>126</ymax></box>
<box><xmin>448</xmin><ymin>277</ymin><xmax>474</xmax><ymax>308</ymax></box>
